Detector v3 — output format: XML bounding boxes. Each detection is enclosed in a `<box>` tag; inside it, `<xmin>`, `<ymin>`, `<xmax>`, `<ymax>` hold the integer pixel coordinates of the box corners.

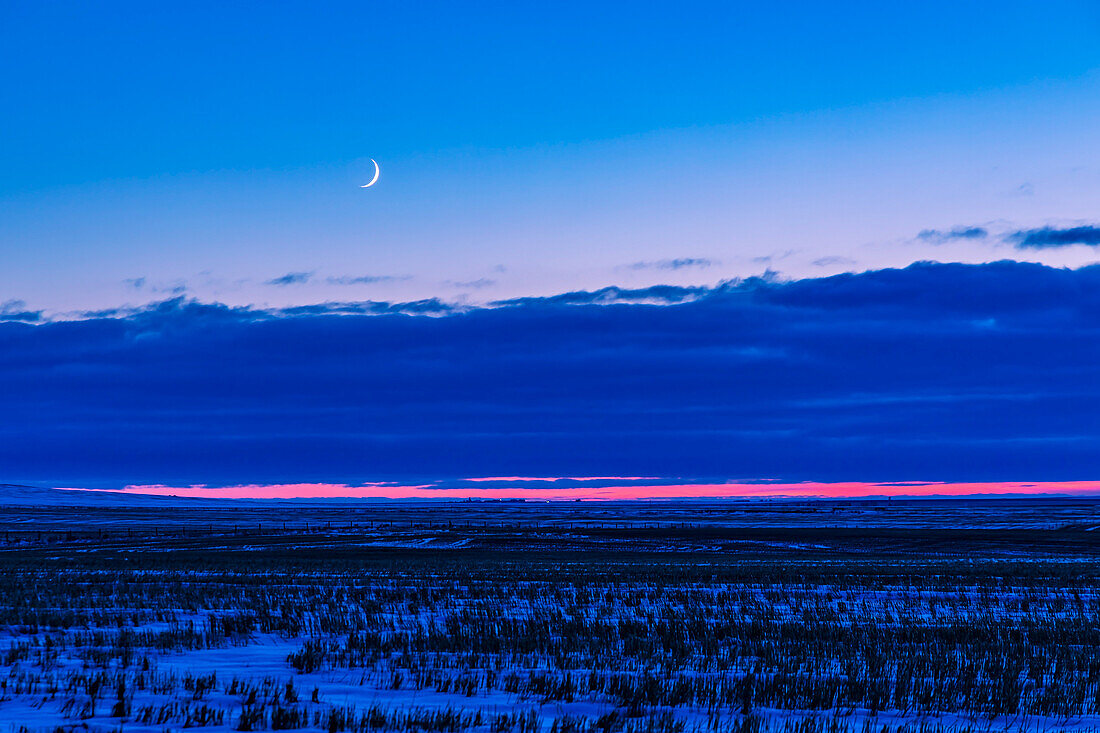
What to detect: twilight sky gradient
<box><xmin>4</xmin><ymin>2</ymin><xmax>1100</xmax><ymax>496</ymax></box>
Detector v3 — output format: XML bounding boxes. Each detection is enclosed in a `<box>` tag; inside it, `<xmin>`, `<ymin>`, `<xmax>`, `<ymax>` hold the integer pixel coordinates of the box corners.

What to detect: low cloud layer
<box><xmin>4</xmin><ymin>260</ymin><xmax>1100</xmax><ymax>487</ymax></box>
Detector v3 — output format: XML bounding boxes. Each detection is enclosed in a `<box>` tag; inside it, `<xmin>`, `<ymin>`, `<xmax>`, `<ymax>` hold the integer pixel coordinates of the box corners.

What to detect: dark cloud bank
<box><xmin>4</xmin><ymin>260</ymin><xmax>1100</xmax><ymax>487</ymax></box>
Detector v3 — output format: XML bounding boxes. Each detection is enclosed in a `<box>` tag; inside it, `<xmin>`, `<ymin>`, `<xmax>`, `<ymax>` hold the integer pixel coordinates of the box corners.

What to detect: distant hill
<box><xmin>0</xmin><ymin>485</ymin><xmax>209</xmax><ymax>507</ymax></box>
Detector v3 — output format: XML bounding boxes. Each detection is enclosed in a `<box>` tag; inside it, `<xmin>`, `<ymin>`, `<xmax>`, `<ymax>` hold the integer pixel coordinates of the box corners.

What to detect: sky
<box><xmin>3</xmin><ymin>2</ymin><xmax>1100</xmax><ymax>497</ymax></box>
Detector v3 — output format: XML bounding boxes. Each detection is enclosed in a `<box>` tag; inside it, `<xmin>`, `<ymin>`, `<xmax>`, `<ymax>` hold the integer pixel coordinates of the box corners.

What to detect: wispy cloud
<box><xmin>266</xmin><ymin>272</ymin><xmax>314</xmax><ymax>286</ymax></box>
<box><xmin>1009</xmin><ymin>225</ymin><xmax>1100</xmax><ymax>249</ymax></box>
<box><xmin>0</xmin><ymin>299</ymin><xmax>41</xmax><ymax>323</ymax></box>
<box><xmin>812</xmin><ymin>256</ymin><xmax>856</xmax><ymax>267</ymax></box>
<box><xmin>124</xmin><ymin>277</ymin><xmax>188</xmax><ymax>295</ymax></box>
<box><xmin>625</xmin><ymin>257</ymin><xmax>715</xmax><ymax>271</ymax></box>
<box><xmin>450</xmin><ymin>278</ymin><xmax>496</xmax><ymax>289</ymax></box>
<box><xmin>752</xmin><ymin>250</ymin><xmax>795</xmax><ymax>265</ymax></box>
<box><xmin>326</xmin><ymin>275</ymin><xmax>410</xmax><ymax>285</ymax></box>
<box><xmin>917</xmin><ymin>226</ymin><xmax>988</xmax><ymax>243</ymax></box>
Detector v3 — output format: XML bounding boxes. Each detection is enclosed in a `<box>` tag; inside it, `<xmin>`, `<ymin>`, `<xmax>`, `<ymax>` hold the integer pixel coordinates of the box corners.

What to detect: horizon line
<box><xmin>50</xmin><ymin>479</ymin><xmax>1100</xmax><ymax>502</ymax></box>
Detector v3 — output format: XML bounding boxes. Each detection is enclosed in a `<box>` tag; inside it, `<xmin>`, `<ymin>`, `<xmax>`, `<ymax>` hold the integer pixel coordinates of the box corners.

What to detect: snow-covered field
<box><xmin>0</xmin><ymin>503</ymin><xmax>1099</xmax><ymax>733</ymax></box>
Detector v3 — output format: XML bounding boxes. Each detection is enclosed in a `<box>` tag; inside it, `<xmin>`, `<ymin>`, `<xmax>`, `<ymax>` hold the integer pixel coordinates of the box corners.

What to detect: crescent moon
<box><xmin>361</xmin><ymin>159</ymin><xmax>380</xmax><ymax>188</ymax></box>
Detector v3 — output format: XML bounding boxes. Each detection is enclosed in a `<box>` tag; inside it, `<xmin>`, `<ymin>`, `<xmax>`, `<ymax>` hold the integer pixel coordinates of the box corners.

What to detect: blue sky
<box><xmin>7</xmin><ymin>2</ymin><xmax>1096</xmax><ymax>181</ymax></box>
<box><xmin>3</xmin><ymin>1</ymin><xmax>1100</xmax><ymax>312</ymax></box>
<box><xmin>5</xmin><ymin>2</ymin><xmax>1100</xmax><ymax>491</ymax></box>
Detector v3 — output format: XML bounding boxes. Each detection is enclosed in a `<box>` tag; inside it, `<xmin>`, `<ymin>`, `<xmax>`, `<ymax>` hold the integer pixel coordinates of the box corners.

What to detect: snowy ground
<box><xmin>0</xmin><ymin>503</ymin><xmax>1099</xmax><ymax>732</ymax></box>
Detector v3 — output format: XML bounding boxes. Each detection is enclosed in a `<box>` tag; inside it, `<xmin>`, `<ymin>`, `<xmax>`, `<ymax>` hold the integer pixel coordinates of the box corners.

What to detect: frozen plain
<box><xmin>1</xmin><ymin>494</ymin><xmax>1099</xmax><ymax>732</ymax></box>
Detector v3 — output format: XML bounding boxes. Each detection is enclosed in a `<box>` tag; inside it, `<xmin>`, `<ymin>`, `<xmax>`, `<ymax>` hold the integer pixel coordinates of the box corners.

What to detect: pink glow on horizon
<box><xmin>461</xmin><ymin>476</ymin><xmax>660</xmax><ymax>483</ymax></box>
<box><xmin>111</xmin><ymin>483</ymin><xmax>434</xmax><ymax>500</ymax></box>
<box><xmin>76</xmin><ymin>479</ymin><xmax>1100</xmax><ymax>501</ymax></box>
